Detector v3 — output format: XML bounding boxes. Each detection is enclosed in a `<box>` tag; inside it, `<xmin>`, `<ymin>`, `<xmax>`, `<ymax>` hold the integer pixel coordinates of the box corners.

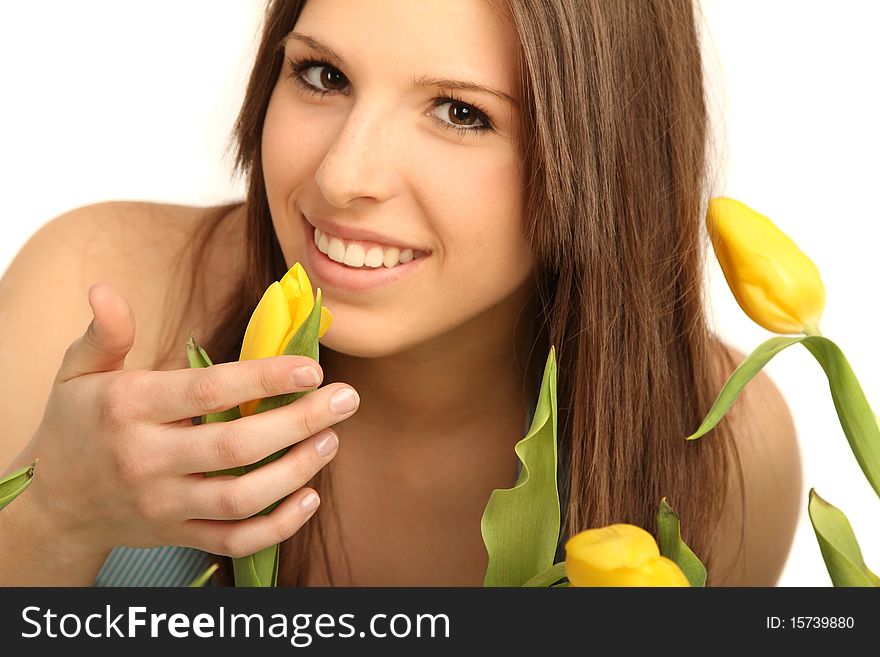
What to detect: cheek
<box><xmin>261</xmin><ymin>89</ymin><xmax>327</xmax><ymax>258</ymax></box>
<box><xmin>423</xmin><ymin>146</ymin><xmax>532</xmax><ymax>285</ymax></box>
<box><xmin>262</xmin><ymin>86</ymin><xmax>331</xmax><ymax>181</ymax></box>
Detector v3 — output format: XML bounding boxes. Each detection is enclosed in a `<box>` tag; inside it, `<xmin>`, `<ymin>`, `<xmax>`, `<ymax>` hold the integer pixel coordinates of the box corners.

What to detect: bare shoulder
<box><xmin>706</xmin><ymin>341</ymin><xmax>803</xmax><ymax>586</ymax></box>
<box><xmin>30</xmin><ymin>201</ymin><xmax>241</xmax><ymax>366</ymax></box>
<box><xmin>0</xmin><ymin>200</ymin><xmax>243</xmax><ymax>469</ymax></box>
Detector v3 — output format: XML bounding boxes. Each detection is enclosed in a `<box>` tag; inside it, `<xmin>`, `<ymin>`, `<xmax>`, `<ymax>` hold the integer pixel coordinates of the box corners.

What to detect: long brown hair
<box><xmin>157</xmin><ymin>0</ymin><xmax>743</xmax><ymax>586</ymax></box>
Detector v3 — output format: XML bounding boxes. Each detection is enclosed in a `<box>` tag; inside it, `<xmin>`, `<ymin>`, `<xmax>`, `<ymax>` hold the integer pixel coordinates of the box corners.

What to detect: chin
<box><xmin>318</xmin><ymin>331</ymin><xmax>408</xmax><ymax>360</ymax></box>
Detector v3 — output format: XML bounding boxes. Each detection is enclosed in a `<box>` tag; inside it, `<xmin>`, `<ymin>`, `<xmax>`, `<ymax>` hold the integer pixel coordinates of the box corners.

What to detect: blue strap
<box><xmin>94</xmin><ymin>546</ymin><xmax>215</xmax><ymax>587</ymax></box>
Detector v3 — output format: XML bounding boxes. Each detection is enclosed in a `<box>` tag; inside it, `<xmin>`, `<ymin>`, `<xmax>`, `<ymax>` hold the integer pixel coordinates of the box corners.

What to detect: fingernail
<box><xmin>301</xmin><ymin>493</ymin><xmax>320</xmax><ymax>513</ymax></box>
<box><xmin>315</xmin><ymin>430</ymin><xmax>338</xmax><ymax>457</ymax></box>
<box><xmin>329</xmin><ymin>388</ymin><xmax>359</xmax><ymax>415</ymax></box>
<box><xmin>291</xmin><ymin>366</ymin><xmax>320</xmax><ymax>387</ymax></box>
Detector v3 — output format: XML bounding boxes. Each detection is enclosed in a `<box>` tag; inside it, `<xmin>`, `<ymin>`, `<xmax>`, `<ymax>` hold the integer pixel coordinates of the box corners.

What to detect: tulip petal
<box><xmin>255</xmin><ymin>288</ymin><xmax>324</xmax><ymax>417</ymax></box>
<box><xmin>281</xmin><ymin>263</ymin><xmax>315</xmax><ymax>343</ymax></box>
<box><xmin>565</xmin><ymin>525</ymin><xmax>660</xmax><ymax>572</ymax></box>
<box><xmin>564</xmin><ymin>533</ymin><xmax>689</xmax><ymax>587</ymax></box>
<box><xmin>687</xmin><ymin>335</ymin><xmax>880</xmax><ymax>499</ymax></box>
<box><xmin>239</xmin><ymin>282</ymin><xmax>293</xmax><ymax>362</ymax></box>
<box><xmin>645</xmin><ymin>557</ymin><xmax>691</xmax><ymax>587</ymax></box>
<box><xmin>808</xmin><ymin>489</ymin><xmax>879</xmax><ymax>587</ymax></box>
<box><xmin>292</xmin><ymin>262</ymin><xmax>314</xmax><ymax>299</ymax></box>
<box><xmin>737</xmin><ymin>279</ymin><xmax>805</xmax><ymax>334</ymax></box>
<box><xmin>482</xmin><ymin>347</ymin><xmax>560</xmax><ymax>586</ymax></box>
<box><xmin>566</xmin><ymin>555</ymin><xmax>689</xmax><ymax>586</ymax></box>
<box><xmin>279</xmin><ymin>270</ymin><xmax>300</xmax><ymax>301</ymax></box>
<box><xmin>319</xmin><ymin>305</ymin><xmax>333</xmax><ymax>338</ymax></box>
<box><xmin>707</xmin><ymin>197</ymin><xmax>825</xmax><ymax>334</ymax></box>
<box><xmin>238</xmin><ymin>283</ymin><xmax>294</xmax><ymax>417</ymax></box>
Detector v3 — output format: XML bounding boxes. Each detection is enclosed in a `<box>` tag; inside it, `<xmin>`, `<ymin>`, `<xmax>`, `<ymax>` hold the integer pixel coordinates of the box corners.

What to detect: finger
<box><xmin>184</xmin><ymin>429</ymin><xmax>337</xmax><ymax>520</ymax></box>
<box><xmin>179</xmin><ymin>487</ymin><xmax>321</xmax><ymax>559</ymax></box>
<box><xmin>135</xmin><ymin>355</ymin><xmax>325</xmax><ymax>423</ymax></box>
<box><xmin>56</xmin><ymin>282</ymin><xmax>136</xmax><ymax>383</ymax></box>
<box><xmin>166</xmin><ymin>382</ymin><xmax>357</xmax><ymax>474</ymax></box>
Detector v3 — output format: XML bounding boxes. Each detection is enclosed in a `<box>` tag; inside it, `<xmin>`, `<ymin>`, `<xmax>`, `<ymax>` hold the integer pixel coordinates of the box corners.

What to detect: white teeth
<box><xmin>327</xmin><ymin>237</ymin><xmax>346</xmax><ymax>263</ymax></box>
<box><xmin>313</xmin><ymin>225</ymin><xmax>425</xmax><ymax>269</ymax></box>
<box><xmin>343</xmin><ymin>243</ymin><xmax>366</xmax><ymax>267</ymax></box>
<box><xmin>315</xmin><ymin>227</ymin><xmax>330</xmax><ymax>254</ymax></box>
<box><xmin>382</xmin><ymin>247</ymin><xmax>400</xmax><ymax>268</ymax></box>
<box><xmin>364</xmin><ymin>246</ymin><xmax>384</xmax><ymax>268</ymax></box>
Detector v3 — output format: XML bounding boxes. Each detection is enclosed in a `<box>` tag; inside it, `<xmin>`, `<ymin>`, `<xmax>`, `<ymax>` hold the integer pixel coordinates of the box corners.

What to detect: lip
<box><xmin>301</xmin><ymin>214</ymin><xmax>429</xmax><ymax>293</ymax></box>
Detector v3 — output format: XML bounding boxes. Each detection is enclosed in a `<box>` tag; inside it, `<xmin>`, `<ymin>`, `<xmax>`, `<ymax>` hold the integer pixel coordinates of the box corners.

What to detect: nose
<box><xmin>314</xmin><ymin>101</ymin><xmax>398</xmax><ymax>208</ymax></box>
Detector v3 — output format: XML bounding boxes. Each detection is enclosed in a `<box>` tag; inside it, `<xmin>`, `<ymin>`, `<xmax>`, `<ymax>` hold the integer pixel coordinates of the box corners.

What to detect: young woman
<box><xmin>0</xmin><ymin>0</ymin><xmax>800</xmax><ymax>586</ymax></box>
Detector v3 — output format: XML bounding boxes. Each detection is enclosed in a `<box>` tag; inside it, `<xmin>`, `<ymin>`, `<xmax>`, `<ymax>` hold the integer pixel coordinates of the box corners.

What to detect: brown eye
<box><xmin>431</xmin><ymin>100</ymin><xmax>488</xmax><ymax>130</ymax></box>
<box><xmin>301</xmin><ymin>64</ymin><xmax>348</xmax><ymax>92</ymax></box>
<box><xmin>447</xmin><ymin>103</ymin><xmax>478</xmax><ymax>126</ymax></box>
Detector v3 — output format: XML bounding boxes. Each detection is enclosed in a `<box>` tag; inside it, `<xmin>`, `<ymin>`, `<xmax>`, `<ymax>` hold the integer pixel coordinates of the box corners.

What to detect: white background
<box><xmin>1</xmin><ymin>1</ymin><xmax>878</xmax><ymax>586</ymax></box>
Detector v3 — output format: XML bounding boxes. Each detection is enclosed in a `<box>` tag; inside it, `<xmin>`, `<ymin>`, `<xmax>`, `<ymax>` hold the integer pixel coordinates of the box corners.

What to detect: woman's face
<box><xmin>262</xmin><ymin>0</ymin><xmax>534</xmax><ymax>358</ymax></box>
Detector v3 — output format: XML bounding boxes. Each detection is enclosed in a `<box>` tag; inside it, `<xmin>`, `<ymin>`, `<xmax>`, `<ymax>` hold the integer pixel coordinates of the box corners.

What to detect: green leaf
<box><xmin>656</xmin><ymin>497</ymin><xmax>706</xmax><ymax>587</ymax></box>
<box><xmin>686</xmin><ymin>336</ymin><xmax>880</xmax><ymax>498</ymax></box>
<box><xmin>187</xmin><ymin>562</ymin><xmax>220</xmax><ymax>587</ymax></box>
<box><xmin>186</xmin><ymin>334</ymin><xmax>244</xmax><ymax>477</ymax></box>
<box><xmin>481</xmin><ymin>346</ymin><xmax>560</xmax><ymax>587</ymax></box>
<box><xmin>522</xmin><ymin>562</ymin><xmax>567</xmax><ymax>588</ymax></box>
<box><xmin>186</xmin><ymin>334</ymin><xmax>243</xmax><ymax>426</ymax></box>
<box><xmin>186</xmin><ymin>333</ymin><xmax>214</xmax><ymax>368</ymax></box>
<box><xmin>232</xmin><ymin>545</ymin><xmax>280</xmax><ymax>587</ymax></box>
<box><xmin>808</xmin><ymin>489</ymin><xmax>879</xmax><ymax>587</ymax></box>
<box><xmin>0</xmin><ymin>459</ymin><xmax>37</xmax><ymax>511</ymax></box>
<box><xmin>800</xmin><ymin>338</ymin><xmax>880</xmax><ymax>498</ymax></box>
<box><xmin>685</xmin><ymin>336</ymin><xmax>797</xmax><ymax>441</ymax></box>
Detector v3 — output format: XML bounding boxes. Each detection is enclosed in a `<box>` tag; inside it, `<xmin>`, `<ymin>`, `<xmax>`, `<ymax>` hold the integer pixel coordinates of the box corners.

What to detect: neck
<box><xmin>319</xmin><ymin>277</ymin><xmax>542</xmax><ymax>489</ymax></box>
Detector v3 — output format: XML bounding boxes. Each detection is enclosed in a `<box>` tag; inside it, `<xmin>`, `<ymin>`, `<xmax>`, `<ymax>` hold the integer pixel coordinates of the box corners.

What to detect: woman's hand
<box><xmin>11</xmin><ymin>282</ymin><xmax>358</xmax><ymax>569</ymax></box>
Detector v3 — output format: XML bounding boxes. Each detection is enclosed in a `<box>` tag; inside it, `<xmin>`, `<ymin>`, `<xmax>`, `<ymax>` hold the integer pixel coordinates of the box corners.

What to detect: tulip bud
<box><xmin>707</xmin><ymin>197</ymin><xmax>825</xmax><ymax>335</ymax></box>
<box><xmin>239</xmin><ymin>263</ymin><xmax>333</xmax><ymax>416</ymax></box>
<box><xmin>564</xmin><ymin>524</ymin><xmax>689</xmax><ymax>587</ymax></box>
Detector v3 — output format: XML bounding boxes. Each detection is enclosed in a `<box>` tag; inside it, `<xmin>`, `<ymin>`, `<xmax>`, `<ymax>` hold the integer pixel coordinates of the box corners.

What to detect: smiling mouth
<box><xmin>311</xmin><ymin>225</ymin><xmax>430</xmax><ymax>270</ymax></box>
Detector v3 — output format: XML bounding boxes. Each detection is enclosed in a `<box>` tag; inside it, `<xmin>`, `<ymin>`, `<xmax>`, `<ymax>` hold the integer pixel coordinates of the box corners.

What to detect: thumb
<box><xmin>56</xmin><ymin>282</ymin><xmax>137</xmax><ymax>383</ymax></box>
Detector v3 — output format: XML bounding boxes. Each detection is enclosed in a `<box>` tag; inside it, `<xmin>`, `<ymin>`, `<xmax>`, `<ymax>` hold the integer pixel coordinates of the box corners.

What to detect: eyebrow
<box><xmin>285</xmin><ymin>31</ymin><xmax>518</xmax><ymax>108</ymax></box>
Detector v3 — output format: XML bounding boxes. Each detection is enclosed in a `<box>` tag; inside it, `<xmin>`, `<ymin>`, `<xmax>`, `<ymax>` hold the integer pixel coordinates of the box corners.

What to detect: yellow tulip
<box><xmin>707</xmin><ymin>197</ymin><xmax>825</xmax><ymax>335</ymax></box>
<box><xmin>239</xmin><ymin>262</ymin><xmax>333</xmax><ymax>416</ymax></box>
<box><xmin>564</xmin><ymin>524</ymin><xmax>689</xmax><ymax>587</ymax></box>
